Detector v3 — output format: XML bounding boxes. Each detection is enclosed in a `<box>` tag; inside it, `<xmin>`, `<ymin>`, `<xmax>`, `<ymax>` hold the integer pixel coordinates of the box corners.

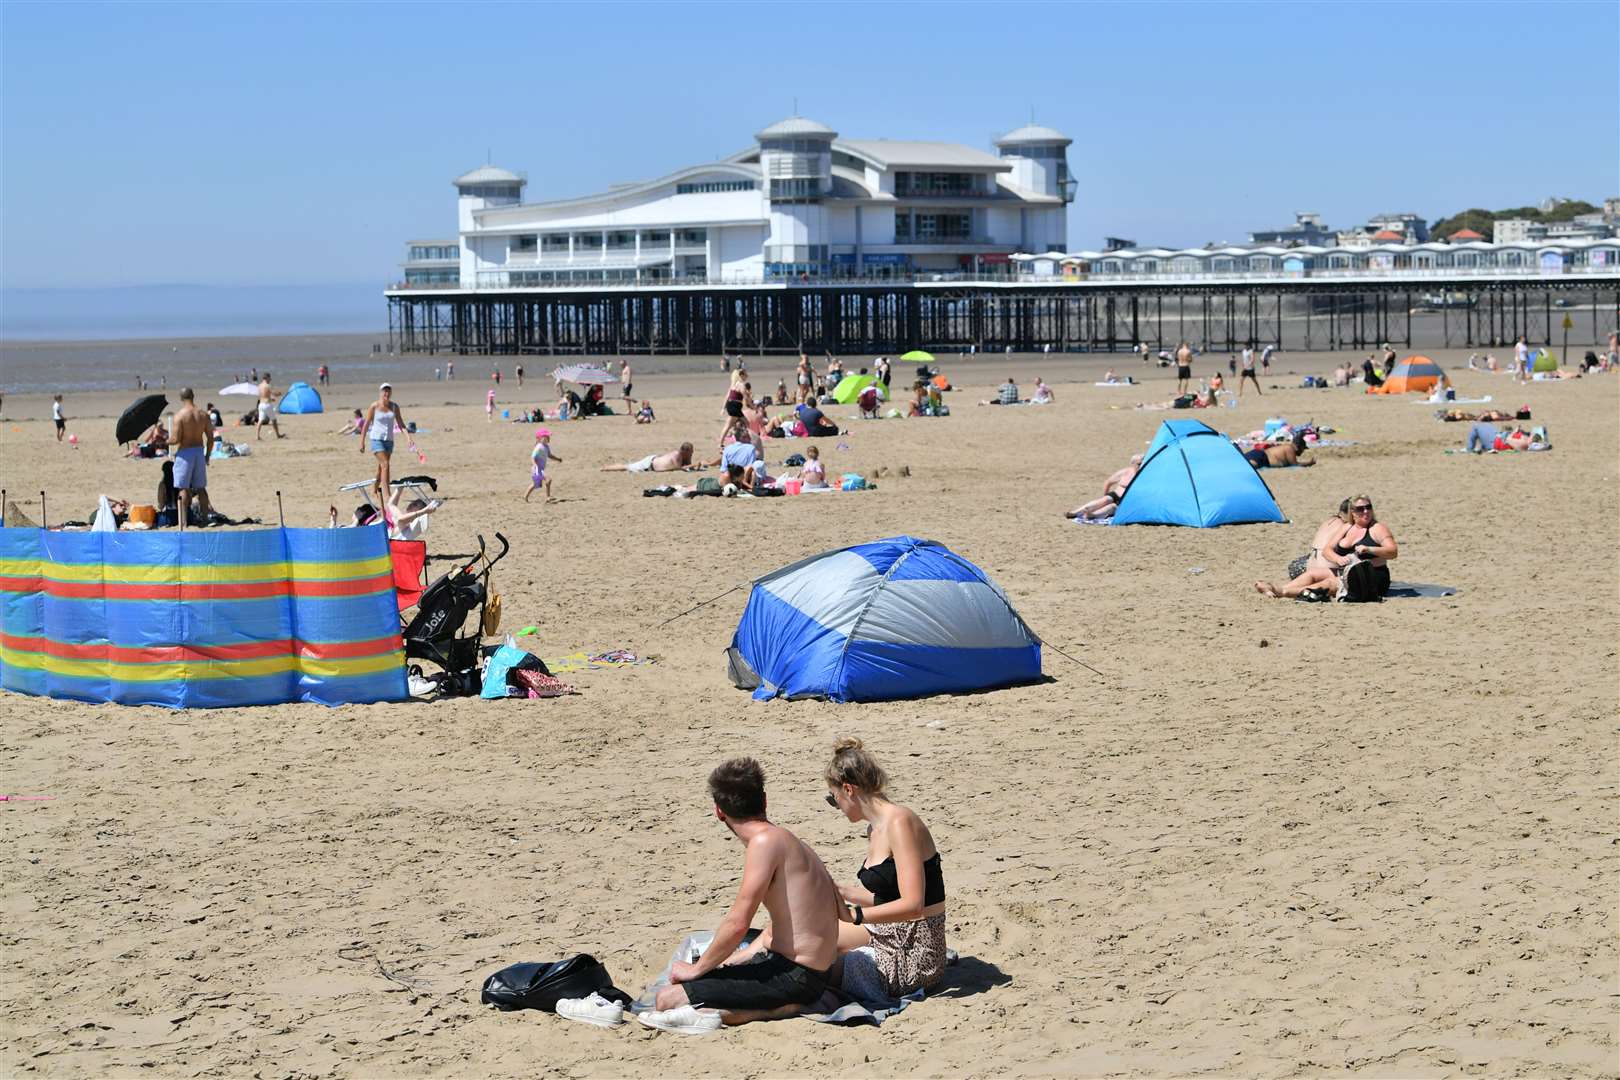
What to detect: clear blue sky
<box><xmin>3</xmin><ymin>1</ymin><xmax>1616</xmax><ymax>288</ymax></box>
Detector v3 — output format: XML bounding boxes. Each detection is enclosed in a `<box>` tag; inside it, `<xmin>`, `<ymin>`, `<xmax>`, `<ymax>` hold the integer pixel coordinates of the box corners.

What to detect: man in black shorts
<box><xmin>1174</xmin><ymin>341</ymin><xmax>1193</xmax><ymax>395</ymax></box>
<box><xmin>642</xmin><ymin>758</ymin><xmax>843</xmax><ymax>1032</ymax></box>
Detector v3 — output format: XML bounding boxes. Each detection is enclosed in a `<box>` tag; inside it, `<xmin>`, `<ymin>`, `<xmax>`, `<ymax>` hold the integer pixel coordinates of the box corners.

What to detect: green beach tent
<box><xmin>1531</xmin><ymin>348</ymin><xmax>1558</xmax><ymax>373</ymax></box>
<box><xmin>832</xmin><ymin>373</ymin><xmax>883</xmax><ymax>404</ymax></box>
<box><xmin>900</xmin><ymin>350</ymin><xmax>935</xmax><ymax>363</ymax></box>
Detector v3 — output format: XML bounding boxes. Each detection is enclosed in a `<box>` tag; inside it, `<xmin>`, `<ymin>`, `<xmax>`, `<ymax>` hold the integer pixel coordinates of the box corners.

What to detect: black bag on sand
<box><xmin>480</xmin><ymin>954</ymin><xmax>630</xmax><ymax>1012</ymax></box>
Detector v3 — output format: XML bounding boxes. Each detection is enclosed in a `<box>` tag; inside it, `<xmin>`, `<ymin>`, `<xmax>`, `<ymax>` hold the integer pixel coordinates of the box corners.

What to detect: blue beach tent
<box><xmin>278</xmin><ymin>382</ymin><xmax>324</xmax><ymax>414</ymax></box>
<box><xmin>1112</xmin><ymin>420</ymin><xmax>1286</xmax><ymax>527</ymax></box>
<box><xmin>727</xmin><ymin>536</ymin><xmax>1042</xmax><ymax>702</ymax></box>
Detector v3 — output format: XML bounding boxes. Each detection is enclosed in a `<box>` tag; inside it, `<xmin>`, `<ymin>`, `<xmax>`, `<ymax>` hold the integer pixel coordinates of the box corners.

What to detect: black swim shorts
<box><xmin>1177</xmin><ymin>365</ymin><xmax>1191</xmax><ymax>379</ymax></box>
<box><xmin>682</xmin><ymin>950</ymin><xmax>828</xmax><ymax>1012</ymax></box>
<box><xmin>725</xmin><ymin>399</ymin><xmax>744</xmax><ymax>418</ymax></box>
<box><xmin>1245</xmin><ymin>448</ymin><xmax>1269</xmax><ymax>468</ymax></box>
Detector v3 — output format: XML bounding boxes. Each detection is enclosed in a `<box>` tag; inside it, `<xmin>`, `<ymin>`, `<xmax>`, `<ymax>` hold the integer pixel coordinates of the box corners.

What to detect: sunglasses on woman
<box><xmin>824</xmin><ymin>793</ymin><xmax>839</xmax><ymax>808</ymax></box>
<box><xmin>1352</xmin><ymin>504</ymin><xmax>1372</xmax><ymax>512</ymax></box>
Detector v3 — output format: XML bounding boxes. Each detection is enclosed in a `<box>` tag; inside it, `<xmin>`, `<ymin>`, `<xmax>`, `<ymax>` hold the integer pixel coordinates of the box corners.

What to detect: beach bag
<box><xmin>1338</xmin><ymin>559</ymin><xmax>1384</xmax><ymax>603</ymax></box>
<box><xmin>784</xmin><ymin>453</ymin><xmax>806</xmax><ymax>467</ymax></box>
<box><xmin>128</xmin><ymin>504</ymin><xmax>157</xmax><ymax>528</ymax></box>
<box><xmin>840</xmin><ymin>474</ymin><xmax>867</xmax><ymax>492</ymax></box>
<box><xmin>1286</xmin><ymin>553</ymin><xmax>1311</xmax><ymax>580</ymax></box>
<box><xmin>480</xmin><ymin>955</ymin><xmax>627</xmax><ymax>1012</ymax></box>
<box><xmin>695</xmin><ymin>477</ymin><xmax>722</xmax><ymax>495</ymax></box>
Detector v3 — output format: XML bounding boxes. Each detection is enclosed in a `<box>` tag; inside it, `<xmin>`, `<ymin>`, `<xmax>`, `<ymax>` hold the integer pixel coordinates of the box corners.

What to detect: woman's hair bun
<box><xmin>832</xmin><ymin>736</ymin><xmax>864</xmax><ymax>754</ymax></box>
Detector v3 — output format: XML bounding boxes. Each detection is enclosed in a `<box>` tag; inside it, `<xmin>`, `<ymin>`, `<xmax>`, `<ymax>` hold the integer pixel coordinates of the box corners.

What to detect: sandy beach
<box><xmin>1</xmin><ymin>347</ymin><xmax>1615</xmax><ymax>1077</ymax></box>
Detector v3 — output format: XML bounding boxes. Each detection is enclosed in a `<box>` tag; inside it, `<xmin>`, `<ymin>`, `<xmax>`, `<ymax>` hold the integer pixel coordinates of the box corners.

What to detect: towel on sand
<box><xmin>1386</xmin><ymin>581</ymin><xmax>1458</xmax><ymax>598</ymax></box>
<box><xmin>632</xmin><ymin>931</ymin><xmax>921</xmax><ymax>1026</ymax></box>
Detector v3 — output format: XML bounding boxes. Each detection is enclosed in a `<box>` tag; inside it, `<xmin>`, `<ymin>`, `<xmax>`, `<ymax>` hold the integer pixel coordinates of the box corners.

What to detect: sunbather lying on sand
<box><xmin>1243</xmin><ymin>433</ymin><xmax>1314</xmax><ymax>469</ymax></box>
<box><xmin>602</xmin><ymin>443</ymin><xmax>697</xmax><ymax>472</ymax></box>
<box><xmin>1440</xmin><ymin>408</ymin><xmax>1516</xmax><ymax>422</ymax></box>
<box><xmin>1066</xmin><ymin>455</ymin><xmax>1142</xmax><ymax>520</ymax></box>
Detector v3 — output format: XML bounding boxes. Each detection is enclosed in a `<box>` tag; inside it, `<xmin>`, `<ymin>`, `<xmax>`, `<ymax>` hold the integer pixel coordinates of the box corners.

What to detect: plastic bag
<box><xmin>480</xmin><ymin>954</ymin><xmax>628</xmax><ymax>1012</ymax></box>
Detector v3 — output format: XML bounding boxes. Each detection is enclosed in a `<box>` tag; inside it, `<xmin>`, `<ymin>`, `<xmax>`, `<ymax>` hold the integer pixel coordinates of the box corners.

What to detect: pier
<box><xmin>387</xmin><ymin>271</ymin><xmax>1620</xmax><ymax>357</ymax></box>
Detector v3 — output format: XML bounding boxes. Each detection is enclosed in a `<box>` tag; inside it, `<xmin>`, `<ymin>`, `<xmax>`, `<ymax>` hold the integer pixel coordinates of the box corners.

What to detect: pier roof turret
<box><xmin>994</xmin><ymin>123</ymin><xmax>1072</xmax><ymax>148</ymax></box>
<box><xmin>454</xmin><ymin>165</ymin><xmax>525</xmax><ymax>187</ymax></box>
<box><xmin>755</xmin><ymin>116</ymin><xmax>838</xmax><ymax>141</ymax></box>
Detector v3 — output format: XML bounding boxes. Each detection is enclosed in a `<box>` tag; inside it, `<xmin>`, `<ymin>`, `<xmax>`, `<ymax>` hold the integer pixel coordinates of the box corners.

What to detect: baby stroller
<box><xmin>403</xmin><ymin>532</ymin><xmax>508</xmax><ymax>697</ymax></box>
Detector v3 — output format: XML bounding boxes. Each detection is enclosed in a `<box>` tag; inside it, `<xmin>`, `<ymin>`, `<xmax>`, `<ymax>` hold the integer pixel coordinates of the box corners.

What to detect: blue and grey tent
<box><xmin>726</xmin><ymin>536</ymin><xmax>1041</xmax><ymax>702</ymax></box>
<box><xmin>278</xmin><ymin>381</ymin><xmax>324</xmax><ymax>414</ymax></box>
<box><xmin>1112</xmin><ymin>420</ymin><xmax>1285</xmax><ymax>527</ymax></box>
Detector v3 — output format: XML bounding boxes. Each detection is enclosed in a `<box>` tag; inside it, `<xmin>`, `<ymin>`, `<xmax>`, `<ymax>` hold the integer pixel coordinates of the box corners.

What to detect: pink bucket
<box><xmin>783</xmin><ymin>479</ymin><xmax>803</xmax><ymax>495</ymax></box>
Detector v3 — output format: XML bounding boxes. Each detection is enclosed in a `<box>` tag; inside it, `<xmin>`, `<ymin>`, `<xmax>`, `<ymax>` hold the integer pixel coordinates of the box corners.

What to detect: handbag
<box><xmin>480</xmin><ymin>954</ymin><xmax>629</xmax><ymax>1012</ymax></box>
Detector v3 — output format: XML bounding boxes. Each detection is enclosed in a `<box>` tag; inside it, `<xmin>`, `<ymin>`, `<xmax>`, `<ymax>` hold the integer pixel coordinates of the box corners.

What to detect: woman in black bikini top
<box><xmin>1258</xmin><ymin>494</ymin><xmax>1398</xmax><ymax>599</ymax></box>
<box><xmin>823</xmin><ymin>738</ymin><xmax>949</xmax><ymax>998</ymax></box>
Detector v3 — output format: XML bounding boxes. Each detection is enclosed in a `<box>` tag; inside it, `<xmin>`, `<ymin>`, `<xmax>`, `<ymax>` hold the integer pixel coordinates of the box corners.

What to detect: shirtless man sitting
<box><xmin>170</xmin><ymin>388</ymin><xmax>216</xmax><ymax>531</ymax></box>
<box><xmin>642</xmin><ymin>758</ymin><xmax>842</xmax><ymax>1033</ymax></box>
<box><xmin>1066</xmin><ymin>454</ymin><xmax>1142</xmax><ymax>520</ymax></box>
<box><xmin>601</xmin><ymin>442</ymin><xmax>697</xmax><ymax>473</ymax></box>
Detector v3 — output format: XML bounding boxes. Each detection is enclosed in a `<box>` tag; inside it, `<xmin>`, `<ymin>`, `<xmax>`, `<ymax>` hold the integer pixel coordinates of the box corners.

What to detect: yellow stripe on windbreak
<box><xmin>0</xmin><ymin>555</ymin><xmax>392</xmax><ymax>585</ymax></box>
<box><xmin>0</xmin><ymin>647</ymin><xmax>402</xmax><ymax>682</ymax></box>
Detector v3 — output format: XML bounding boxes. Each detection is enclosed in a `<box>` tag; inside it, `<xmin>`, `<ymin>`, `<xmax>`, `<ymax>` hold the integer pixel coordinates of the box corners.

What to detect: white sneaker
<box><xmin>636</xmin><ymin>1005</ymin><xmax>722</xmax><ymax>1035</ymax></box>
<box><xmin>556</xmin><ymin>992</ymin><xmax>624</xmax><ymax>1029</ymax></box>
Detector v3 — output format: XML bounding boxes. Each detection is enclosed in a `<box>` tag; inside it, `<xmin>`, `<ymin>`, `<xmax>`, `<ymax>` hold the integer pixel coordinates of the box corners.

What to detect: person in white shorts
<box><xmin>602</xmin><ymin>443</ymin><xmax>696</xmax><ymax>473</ymax></box>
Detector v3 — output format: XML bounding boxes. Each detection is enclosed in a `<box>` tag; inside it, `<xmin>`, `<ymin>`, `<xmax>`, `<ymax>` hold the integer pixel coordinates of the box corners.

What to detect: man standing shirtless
<box><xmin>256</xmin><ymin>372</ymin><xmax>284</xmax><ymax>440</ymax></box>
<box><xmin>642</xmin><ymin>758</ymin><xmax>842</xmax><ymax>1032</ymax></box>
<box><xmin>171</xmin><ymin>388</ymin><xmax>216</xmax><ymax>530</ymax></box>
<box><xmin>1174</xmin><ymin>341</ymin><xmax>1193</xmax><ymax>395</ymax></box>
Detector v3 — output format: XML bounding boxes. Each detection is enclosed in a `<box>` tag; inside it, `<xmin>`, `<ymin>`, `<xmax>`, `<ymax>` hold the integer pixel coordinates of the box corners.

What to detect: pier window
<box><xmin>896</xmin><ymin>211</ymin><xmax>972</xmax><ymax>242</ymax></box>
<box><xmin>894</xmin><ymin>172</ymin><xmax>983</xmax><ymax>197</ymax></box>
<box><xmin>542</xmin><ymin>234</ymin><xmax>570</xmax><ymax>252</ymax></box>
<box><xmin>676</xmin><ymin>229</ymin><xmax>707</xmax><ymax>246</ymax></box>
<box><xmin>769</xmin><ymin>178</ymin><xmax>822</xmax><ymax>200</ymax></box>
<box><xmin>676</xmin><ymin>180</ymin><xmax>758</xmax><ymax>194</ymax></box>
<box><xmin>511</xmin><ymin>235</ymin><xmax>538</xmax><ymax>255</ymax></box>
<box><xmin>408</xmin><ymin>244</ymin><xmax>459</xmax><ymax>261</ymax></box>
<box><xmin>643</xmin><ymin>230</ymin><xmax>670</xmax><ymax>244</ymax></box>
<box><xmin>577</xmin><ymin>234</ymin><xmax>604</xmax><ymax>250</ymax></box>
<box><xmin>606</xmin><ymin>231</ymin><xmax>635</xmax><ymax>249</ymax></box>
<box><xmin>760</xmin><ymin>137</ymin><xmax>830</xmax><ymax>152</ymax></box>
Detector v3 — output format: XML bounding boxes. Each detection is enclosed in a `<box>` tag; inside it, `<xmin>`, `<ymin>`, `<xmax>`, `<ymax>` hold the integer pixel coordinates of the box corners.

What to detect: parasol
<box><xmin>115</xmin><ymin>394</ymin><xmax>168</xmax><ymax>445</ymax></box>
<box><xmin>219</xmin><ymin>382</ymin><xmax>258</xmax><ymax>396</ymax></box>
<box><xmin>899</xmin><ymin>350</ymin><xmax>935</xmax><ymax>363</ymax></box>
<box><xmin>552</xmin><ymin>364</ymin><xmax>618</xmax><ymax>385</ymax></box>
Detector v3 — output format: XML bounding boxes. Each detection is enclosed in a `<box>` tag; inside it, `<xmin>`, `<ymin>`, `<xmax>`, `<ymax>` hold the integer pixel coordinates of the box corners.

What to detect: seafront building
<box><xmin>400</xmin><ymin>116</ymin><xmax>1073</xmax><ymax>289</ymax></box>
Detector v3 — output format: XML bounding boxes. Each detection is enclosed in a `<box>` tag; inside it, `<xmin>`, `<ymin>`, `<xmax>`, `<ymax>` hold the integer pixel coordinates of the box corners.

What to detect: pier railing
<box><xmin>388</xmin><ymin>262</ymin><xmax>1615</xmax><ymax>293</ymax></box>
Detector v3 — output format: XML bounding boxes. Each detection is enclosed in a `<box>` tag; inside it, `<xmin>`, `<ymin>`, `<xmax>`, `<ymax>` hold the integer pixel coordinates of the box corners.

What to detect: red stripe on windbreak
<box><xmin>21</xmin><ymin>573</ymin><xmax>390</xmax><ymax>602</ymax></box>
<box><xmin>0</xmin><ymin>575</ymin><xmax>44</xmax><ymax>592</ymax></box>
<box><xmin>3</xmin><ymin>633</ymin><xmax>402</xmax><ymax>663</ymax></box>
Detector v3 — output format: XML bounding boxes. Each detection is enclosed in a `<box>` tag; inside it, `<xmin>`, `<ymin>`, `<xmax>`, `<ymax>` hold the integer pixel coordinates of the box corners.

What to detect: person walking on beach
<box><xmin>1239</xmin><ymin>345</ymin><xmax>1261</xmax><ymax>397</ymax></box>
<box><xmin>317</xmin><ymin>363</ymin><xmax>330</xmax><ymax>387</ymax></box>
<box><xmin>255</xmin><ymin>373</ymin><xmax>285</xmax><ymax>440</ymax></box>
<box><xmin>446</xmin><ymin>359</ymin><xmax>455</xmax><ymax>380</ymax></box>
<box><xmin>1175</xmin><ymin>341</ymin><xmax>1193</xmax><ymax>395</ymax></box>
<box><xmin>51</xmin><ymin>394</ymin><xmax>68</xmax><ymax>442</ymax></box>
<box><xmin>515</xmin><ymin>363</ymin><xmax>524</xmax><ymax>388</ymax></box>
<box><xmin>1261</xmin><ymin>343</ymin><xmax>1274</xmax><ymax>373</ymax></box>
<box><xmin>492</xmin><ymin>366</ymin><xmax>502</xmax><ymax>387</ymax></box>
<box><xmin>620</xmin><ymin>359</ymin><xmax>633</xmax><ymax>415</ymax></box>
<box><xmin>486</xmin><ymin>387</ymin><xmax>497</xmax><ymax>422</ymax></box>
<box><xmin>171</xmin><ymin>388</ymin><xmax>215</xmax><ymax>531</ymax></box>
<box><xmin>361</xmin><ymin>383</ymin><xmax>407</xmax><ymax>501</ymax></box>
<box><xmin>1514</xmin><ymin>335</ymin><xmax>1530</xmax><ymax>382</ymax></box>
<box><xmin>525</xmin><ymin>428</ymin><xmax>561</xmax><ymax>502</ymax></box>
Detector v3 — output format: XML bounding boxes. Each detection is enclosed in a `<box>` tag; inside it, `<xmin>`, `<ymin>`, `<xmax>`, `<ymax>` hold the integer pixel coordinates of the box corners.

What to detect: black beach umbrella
<box><xmin>116</xmin><ymin>394</ymin><xmax>168</xmax><ymax>444</ymax></box>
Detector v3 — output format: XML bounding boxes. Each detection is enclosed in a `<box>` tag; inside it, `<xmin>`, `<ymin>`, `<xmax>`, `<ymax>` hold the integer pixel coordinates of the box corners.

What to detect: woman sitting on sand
<box><xmin>825</xmin><ymin>739</ymin><xmax>948</xmax><ymax>999</ymax></box>
<box><xmin>1256</xmin><ymin>494</ymin><xmax>1396</xmax><ymax>600</ymax></box>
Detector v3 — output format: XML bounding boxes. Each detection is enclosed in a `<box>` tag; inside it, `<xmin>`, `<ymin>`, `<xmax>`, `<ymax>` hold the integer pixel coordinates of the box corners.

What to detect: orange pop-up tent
<box><xmin>1371</xmin><ymin>356</ymin><xmax>1446</xmax><ymax>394</ymax></box>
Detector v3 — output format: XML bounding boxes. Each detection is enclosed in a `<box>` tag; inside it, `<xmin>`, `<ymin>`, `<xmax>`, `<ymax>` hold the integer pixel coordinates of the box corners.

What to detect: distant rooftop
<box><xmin>838</xmin><ymin>139</ymin><xmax>1006</xmax><ymax>169</ymax></box>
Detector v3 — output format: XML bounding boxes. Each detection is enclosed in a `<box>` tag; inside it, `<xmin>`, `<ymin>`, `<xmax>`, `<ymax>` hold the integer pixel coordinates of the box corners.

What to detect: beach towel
<box><xmin>632</xmin><ymin>931</ymin><xmax>921</xmax><ymax>1027</ymax></box>
<box><xmin>1386</xmin><ymin>582</ymin><xmax>1458</xmax><ymax>598</ymax></box>
<box><xmin>1070</xmin><ymin>515</ymin><xmax>1111</xmax><ymax>525</ymax></box>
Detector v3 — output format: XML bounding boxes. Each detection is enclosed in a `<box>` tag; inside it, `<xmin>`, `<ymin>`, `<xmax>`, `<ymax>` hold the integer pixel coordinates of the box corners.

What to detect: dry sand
<box><xmin>2</xmin><ymin>349</ymin><xmax>1615</xmax><ymax>1077</ymax></box>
